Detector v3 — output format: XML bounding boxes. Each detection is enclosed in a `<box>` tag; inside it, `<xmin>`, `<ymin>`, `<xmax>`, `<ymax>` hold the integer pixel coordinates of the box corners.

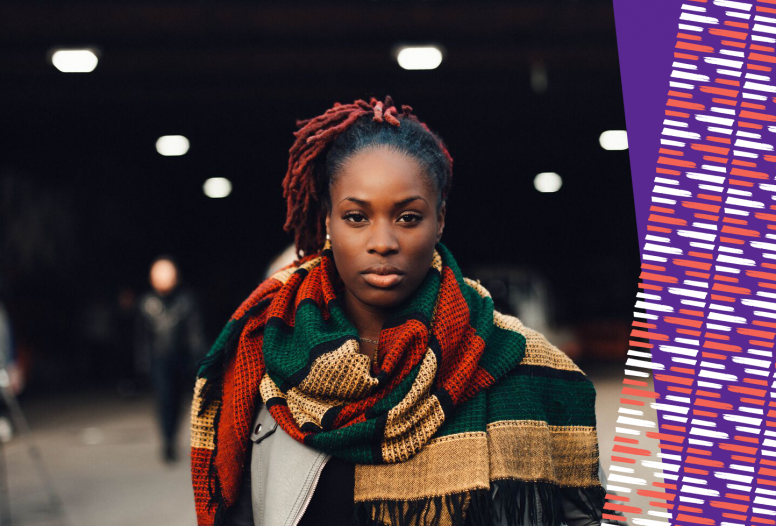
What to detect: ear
<box><xmin>436</xmin><ymin>202</ymin><xmax>446</xmax><ymax>243</ymax></box>
<box><xmin>325</xmin><ymin>213</ymin><xmax>331</xmax><ymax>238</ymax></box>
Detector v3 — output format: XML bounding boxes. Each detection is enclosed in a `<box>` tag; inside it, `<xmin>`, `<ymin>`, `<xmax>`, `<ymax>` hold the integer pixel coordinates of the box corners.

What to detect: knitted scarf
<box><xmin>190</xmin><ymin>243</ymin><xmax>604</xmax><ymax>526</ymax></box>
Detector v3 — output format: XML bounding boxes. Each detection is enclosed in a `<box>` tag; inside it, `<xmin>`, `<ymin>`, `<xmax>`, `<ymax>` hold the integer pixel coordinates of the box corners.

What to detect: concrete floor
<box><xmin>4</xmin><ymin>391</ymin><xmax>196</xmax><ymax>526</ymax></box>
<box><xmin>3</xmin><ymin>365</ymin><xmax>651</xmax><ymax>526</ymax></box>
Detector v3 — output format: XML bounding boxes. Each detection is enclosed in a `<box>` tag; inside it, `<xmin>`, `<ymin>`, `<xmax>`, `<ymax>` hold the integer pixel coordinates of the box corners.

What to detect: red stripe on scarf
<box><xmin>438</xmin><ymin>329</ymin><xmax>486</xmax><ymax>405</ymax></box>
<box><xmin>320</xmin><ymin>251</ymin><xmax>339</xmax><ymax>305</ymax></box>
<box><xmin>192</xmin><ymin>447</ymin><xmax>216</xmax><ymax>523</ymax></box>
<box><xmin>378</xmin><ymin>319</ymin><xmax>429</xmax><ymax>377</ymax></box>
<box><xmin>215</xmin><ymin>317</ymin><xmax>266</xmax><ymax>507</ymax></box>
<box><xmin>431</xmin><ymin>266</ymin><xmax>487</xmax><ymax>404</ymax></box>
<box><xmin>232</xmin><ymin>277</ymin><xmax>283</xmax><ymax>321</ymax></box>
<box><xmin>268</xmin><ymin>404</ymin><xmax>310</xmax><ymax>442</ymax></box>
<box><xmin>296</xmin><ymin>264</ymin><xmax>326</xmax><ymax>311</ymax></box>
<box><xmin>432</xmin><ymin>266</ymin><xmax>471</xmax><ymax>348</ymax></box>
<box><xmin>266</xmin><ymin>271</ymin><xmax>306</xmax><ymax>327</ymax></box>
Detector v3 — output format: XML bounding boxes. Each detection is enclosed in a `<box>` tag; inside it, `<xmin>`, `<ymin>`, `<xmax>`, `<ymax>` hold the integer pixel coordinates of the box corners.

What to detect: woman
<box><xmin>190</xmin><ymin>98</ymin><xmax>604</xmax><ymax>526</ymax></box>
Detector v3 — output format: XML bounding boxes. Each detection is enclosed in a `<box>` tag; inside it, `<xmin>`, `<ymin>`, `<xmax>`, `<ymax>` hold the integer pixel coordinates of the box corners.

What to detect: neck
<box><xmin>341</xmin><ymin>289</ymin><xmax>388</xmax><ymax>341</ymax></box>
<box><xmin>155</xmin><ymin>288</ymin><xmax>173</xmax><ymax>297</ymax></box>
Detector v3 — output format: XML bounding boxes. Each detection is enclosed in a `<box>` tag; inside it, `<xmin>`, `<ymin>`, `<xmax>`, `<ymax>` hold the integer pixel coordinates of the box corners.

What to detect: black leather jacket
<box><xmin>135</xmin><ymin>287</ymin><xmax>206</xmax><ymax>372</ymax></box>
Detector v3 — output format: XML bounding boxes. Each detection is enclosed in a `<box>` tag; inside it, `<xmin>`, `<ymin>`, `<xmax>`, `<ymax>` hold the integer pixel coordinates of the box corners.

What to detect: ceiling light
<box><xmin>534</xmin><ymin>172</ymin><xmax>562</xmax><ymax>193</ymax></box>
<box><xmin>50</xmin><ymin>48</ymin><xmax>99</xmax><ymax>73</ymax></box>
<box><xmin>203</xmin><ymin>178</ymin><xmax>232</xmax><ymax>198</ymax></box>
<box><xmin>156</xmin><ymin>135</ymin><xmax>190</xmax><ymax>156</ymax></box>
<box><xmin>396</xmin><ymin>46</ymin><xmax>443</xmax><ymax>70</ymax></box>
<box><xmin>599</xmin><ymin>130</ymin><xmax>629</xmax><ymax>150</ymax></box>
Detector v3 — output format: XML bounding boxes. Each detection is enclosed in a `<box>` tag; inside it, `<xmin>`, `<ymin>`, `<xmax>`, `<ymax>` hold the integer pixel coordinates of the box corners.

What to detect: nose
<box><xmin>366</xmin><ymin>219</ymin><xmax>399</xmax><ymax>255</ymax></box>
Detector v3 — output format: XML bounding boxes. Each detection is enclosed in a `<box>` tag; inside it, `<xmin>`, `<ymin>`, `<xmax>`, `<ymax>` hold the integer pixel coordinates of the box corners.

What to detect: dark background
<box><xmin>0</xmin><ymin>0</ymin><xmax>639</xmax><ymax>393</ymax></box>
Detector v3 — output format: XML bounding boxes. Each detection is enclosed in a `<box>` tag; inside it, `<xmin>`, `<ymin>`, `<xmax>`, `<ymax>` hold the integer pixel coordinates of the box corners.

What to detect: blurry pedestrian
<box><xmin>136</xmin><ymin>256</ymin><xmax>206</xmax><ymax>463</ymax></box>
<box><xmin>0</xmin><ymin>298</ymin><xmax>19</xmax><ymax>442</ymax></box>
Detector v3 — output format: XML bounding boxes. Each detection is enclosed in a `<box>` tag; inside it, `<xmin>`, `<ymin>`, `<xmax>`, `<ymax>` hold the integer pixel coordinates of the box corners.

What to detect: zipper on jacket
<box><xmin>290</xmin><ymin>454</ymin><xmax>331</xmax><ymax>526</ymax></box>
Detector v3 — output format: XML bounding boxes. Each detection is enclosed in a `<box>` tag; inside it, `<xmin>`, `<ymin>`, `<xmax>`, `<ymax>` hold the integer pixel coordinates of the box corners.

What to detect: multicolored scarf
<box><xmin>190</xmin><ymin>243</ymin><xmax>604</xmax><ymax>526</ymax></box>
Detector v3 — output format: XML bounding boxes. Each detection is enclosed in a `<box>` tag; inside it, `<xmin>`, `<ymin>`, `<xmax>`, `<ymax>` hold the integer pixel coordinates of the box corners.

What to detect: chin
<box><xmin>358</xmin><ymin>289</ymin><xmax>409</xmax><ymax>310</ymax></box>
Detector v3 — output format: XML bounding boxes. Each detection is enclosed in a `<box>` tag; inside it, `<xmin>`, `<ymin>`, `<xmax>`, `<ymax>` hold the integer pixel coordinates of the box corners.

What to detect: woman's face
<box><xmin>326</xmin><ymin>146</ymin><xmax>445</xmax><ymax>311</ymax></box>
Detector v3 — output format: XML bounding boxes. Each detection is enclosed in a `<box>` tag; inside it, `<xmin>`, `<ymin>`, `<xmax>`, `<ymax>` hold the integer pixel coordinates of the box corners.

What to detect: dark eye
<box><xmin>343</xmin><ymin>212</ymin><xmax>367</xmax><ymax>223</ymax></box>
<box><xmin>398</xmin><ymin>213</ymin><xmax>423</xmax><ymax>224</ymax></box>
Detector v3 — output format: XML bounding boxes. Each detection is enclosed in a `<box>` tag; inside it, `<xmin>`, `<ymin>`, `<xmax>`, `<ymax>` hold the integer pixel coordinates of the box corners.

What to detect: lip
<box><xmin>361</xmin><ymin>265</ymin><xmax>405</xmax><ymax>289</ymax></box>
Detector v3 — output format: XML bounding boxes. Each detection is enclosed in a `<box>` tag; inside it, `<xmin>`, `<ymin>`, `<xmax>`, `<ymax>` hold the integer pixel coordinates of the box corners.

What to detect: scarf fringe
<box><xmin>353</xmin><ymin>481</ymin><xmax>604</xmax><ymax>526</ymax></box>
<box><xmin>354</xmin><ymin>493</ymin><xmax>470</xmax><ymax>526</ymax></box>
<box><xmin>205</xmin><ymin>393</ymin><xmax>228</xmax><ymax>526</ymax></box>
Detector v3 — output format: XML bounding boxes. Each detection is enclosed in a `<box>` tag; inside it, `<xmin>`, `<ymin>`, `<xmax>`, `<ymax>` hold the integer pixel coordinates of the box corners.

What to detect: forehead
<box><xmin>330</xmin><ymin>147</ymin><xmax>436</xmax><ymax>200</ymax></box>
<box><xmin>151</xmin><ymin>260</ymin><xmax>176</xmax><ymax>272</ymax></box>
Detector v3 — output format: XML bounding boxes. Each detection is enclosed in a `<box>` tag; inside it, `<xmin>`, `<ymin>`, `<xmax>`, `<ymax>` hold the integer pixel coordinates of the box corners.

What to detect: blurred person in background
<box><xmin>190</xmin><ymin>97</ymin><xmax>604</xmax><ymax>526</ymax></box>
<box><xmin>136</xmin><ymin>256</ymin><xmax>206</xmax><ymax>463</ymax></box>
<box><xmin>0</xmin><ymin>296</ymin><xmax>22</xmax><ymax>442</ymax></box>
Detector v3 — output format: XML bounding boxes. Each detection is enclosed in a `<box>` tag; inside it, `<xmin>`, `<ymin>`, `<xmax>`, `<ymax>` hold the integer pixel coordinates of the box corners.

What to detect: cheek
<box><xmin>403</xmin><ymin>232</ymin><xmax>439</xmax><ymax>280</ymax></box>
<box><xmin>330</xmin><ymin>239</ymin><xmax>363</xmax><ymax>287</ymax></box>
<box><xmin>330</xmin><ymin>229</ymin><xmax>361</xmax><ymax>267</ymax></box>
<box><xmin>410</xmin><ymin>221</ymin><xmax>440</xmax><ymax>251</ymax></box>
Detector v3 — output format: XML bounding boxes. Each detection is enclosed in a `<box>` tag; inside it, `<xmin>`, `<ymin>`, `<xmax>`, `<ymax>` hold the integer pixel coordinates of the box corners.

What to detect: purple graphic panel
<box><xmin>611</xmin><ymin>1</ymin><xmax>776</xmax><ymax>526</ymax></box>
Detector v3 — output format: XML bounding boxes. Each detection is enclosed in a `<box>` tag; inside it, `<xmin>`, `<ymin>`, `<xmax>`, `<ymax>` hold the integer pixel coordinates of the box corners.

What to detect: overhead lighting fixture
<box><xmin>534</xmin><ymin>172</ymin><xmax>562</xmax><ymax>193</ymax></box>
<box><xmin>599</xmin><ymin>130</ymin><xmax>628</xmax><ymax>150</ymax></box>
<box><xmin>203</xmin><ymin>178</ymin><xmax>232</xmax><ymax>198</ymax></box>
<box><xmin>50</xmin><ymin>48</ymin><xmax>99</xmax><ymax>73</ymax></box>
<box><xmin>156</xmin><ymin>135</ymin><xmax>190</xmax><ymax>157</ymax></box>
<box><xmin>396</xmin><ymin>46</ymin><xmax>443</xmax><ymax>71</ymax></box>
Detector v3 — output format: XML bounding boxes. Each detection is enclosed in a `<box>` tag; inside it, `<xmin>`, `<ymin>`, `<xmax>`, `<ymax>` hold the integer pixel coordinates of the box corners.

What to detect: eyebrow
<box><xmin>339</xmin><ymin>195</ymin><xmax>427</xmax><ymax>207</ymax></box>
<box><xmin>397</xmin><ymin>195</ymin><xmax>427</xmax><ymax>207</ymax></box>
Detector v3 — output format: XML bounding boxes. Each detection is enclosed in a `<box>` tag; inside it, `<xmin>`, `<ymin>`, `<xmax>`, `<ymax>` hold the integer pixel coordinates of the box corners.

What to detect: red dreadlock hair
<box><xmin>282</xmin><ymin>96</ymin><xmax>453</xmax><ymax>257</ymax></box>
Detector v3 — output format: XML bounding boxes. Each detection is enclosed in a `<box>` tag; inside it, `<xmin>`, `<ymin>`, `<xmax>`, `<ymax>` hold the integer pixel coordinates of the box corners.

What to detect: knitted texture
<box><xmin>190</xmin><ymin>243</ymin><xmax>603</xmax><ymax>526</ymax></box>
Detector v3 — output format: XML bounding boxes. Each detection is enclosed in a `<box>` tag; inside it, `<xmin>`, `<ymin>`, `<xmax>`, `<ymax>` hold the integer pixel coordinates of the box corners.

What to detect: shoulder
<box><xmin>176</xmin><ymin>288</ymin><xmax>204</xmax><ymax>312</ymax></box>
<box><xmin>510</xmin><ymin>318</ymin><xmax>584</xmax><ymax>375</ymax></box>
<box><xmin>481</xmin><ymin>309</ymin><xmax>598</xmax><ymax>427</ymax></box>
<box><xmin>137</xmin><ymin>292</ymin><xmax>161</xmax><ymax>317</ymax></box>
<box><xmin>232</xmin><ymin>255</ymin><xmax>321</xmax><ymax>321</ymax></box>
<box><xmin>462</xmin><ymin>277</ymin><xmax>584</xmax><ymax>376</ymax></box>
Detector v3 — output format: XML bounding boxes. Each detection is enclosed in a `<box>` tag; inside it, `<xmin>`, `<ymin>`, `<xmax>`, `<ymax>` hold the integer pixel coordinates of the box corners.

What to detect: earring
<box><xmin>326</xmin><ymin>233</ymin><xmax>331</xmax><ymax>240</ymax></box>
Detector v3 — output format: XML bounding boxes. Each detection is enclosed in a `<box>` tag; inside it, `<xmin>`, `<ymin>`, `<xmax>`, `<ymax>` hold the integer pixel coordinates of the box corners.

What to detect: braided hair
<box><xmin>282</xmin><ymin>96</ymin><xmax>453</xmax><ymax>257</ymax></box>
